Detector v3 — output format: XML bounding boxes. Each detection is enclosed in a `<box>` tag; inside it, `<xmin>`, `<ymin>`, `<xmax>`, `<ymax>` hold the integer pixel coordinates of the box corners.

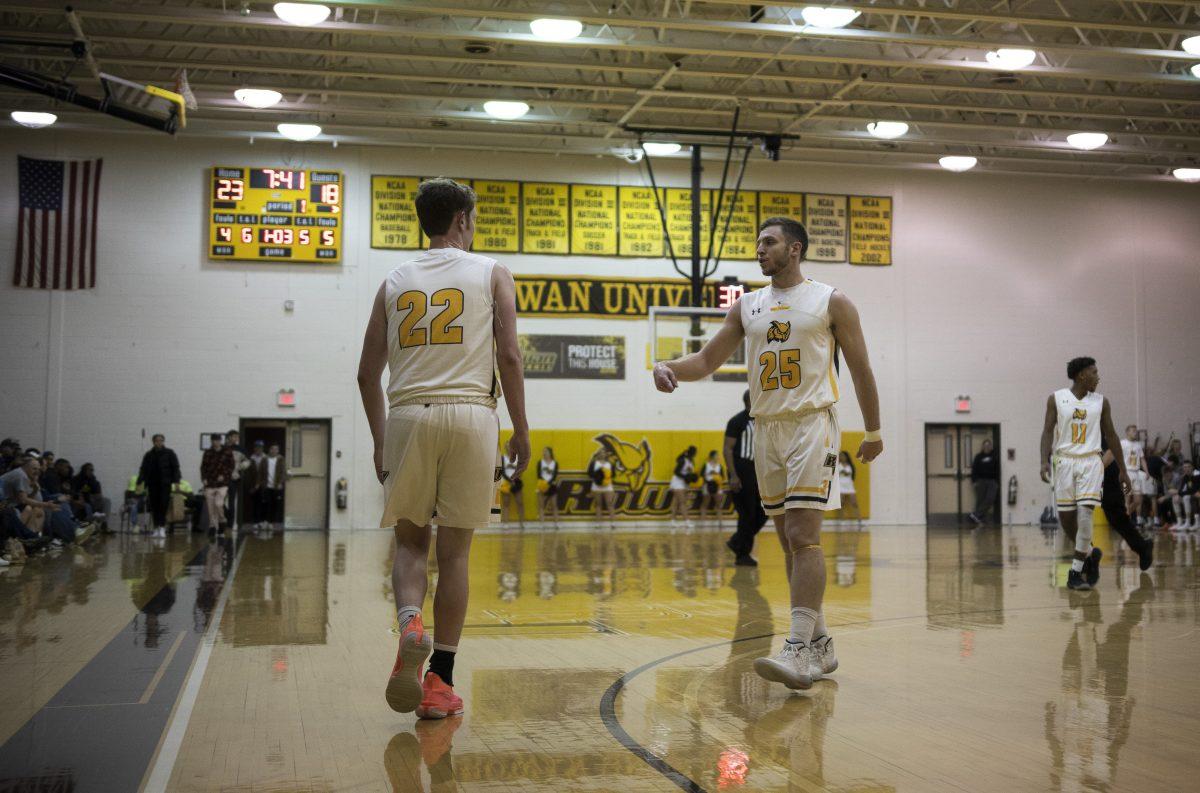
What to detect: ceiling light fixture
<box><xmin>642</xmin><ymin>141</ymin><xmax>682</xmax><ymax>156</ymax></box>
<box><xmin>11</xmin><ymin>111</ymin><xmax>57</xmax><ymax>128</ymax></box>
<box><xmin>530</xmin><ymin>18</ymin><xmax>583</xmax><ymax>41</ymax></box>
<box><xmin>483</xmin><ymin>100</ymin><xmax>530</xmax><ymax>120</ymax></box>
<box><xmin>799</xmin><ymin>6</ymin><xmax>861</xmax><ymax>29</ymax></box>
<box><xmin>1182</xmin><ymin>35</ymin><xmax>1200</xmax><ymax>55</ymax></box>
<box><xmin>234</xmin><ymin>88</ymin><xmax>283</xmax><ymax>109</ymax></box>
<box><xmin>1172</xmin><ymin>167</ymin><xmax>1200</xmax><ymax>183</ymax></box>
<box><xmin>1066</xmin><ymin>132</ymin><xmax>1108</xmax><ymax>150</ymax></box>
<box><xmin>939</xmin><ymin>156</ymin><xmax>978</xmax><ymax>172</ymax></box>
<box><xmin>277</xmin><ymin>122</ymin><xmax>321</xmax><ymax>141</ymax></box>
<box><xmin>984</xmin><ymin>48</ymin><xmax>1037</xmax><ymax>70</ymax></box>
<box><xmin>867</xmin><ymin>121</ymin><xmax>908</xmax><ymax>139</ymax></box>
<box><xmin>273</xmin><ymin>3</ymin><xmax>330</xmax><ymax>27</ymax></box>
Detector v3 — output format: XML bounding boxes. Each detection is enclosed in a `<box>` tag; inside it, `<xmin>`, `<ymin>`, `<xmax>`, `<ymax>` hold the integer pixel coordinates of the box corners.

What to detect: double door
<box><xmin>925</xmin><ymin>424</ymin><xmax>1000</xmax><ymax>525</ymax></box>
<box><xmin>240</xmin><ymin>419</ymin><xmax>331</xmax><ymax>529</ymax></box>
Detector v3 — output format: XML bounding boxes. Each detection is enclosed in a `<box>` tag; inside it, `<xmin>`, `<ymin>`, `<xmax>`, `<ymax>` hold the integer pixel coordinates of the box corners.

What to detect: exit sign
<box><xmin>278</xmin><ymin>389</ymin><xmax>296</xmax><ymax>407</ymax></box>
<box><xmin>955</xmin><ymin>395</ymin><xmax>971</xmax><ymax>413</ymax></box>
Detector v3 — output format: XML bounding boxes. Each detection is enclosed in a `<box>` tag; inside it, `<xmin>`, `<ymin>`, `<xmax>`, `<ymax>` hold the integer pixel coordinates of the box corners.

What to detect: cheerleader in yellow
<box><xmin>700</xmin><ymin>450</ymin><xmax>726</xmax><ymax>524</ymax></box>
<box><xmin>669</xmin><ymin>446</ymin><xmax>698</xmax><ymax>525</ymax></box>
<box><xmin>499</xmin><ymin>452</ymin><xmax>525</xmax><ymax>527</ymax></box>
<box><xmin>536</xmin><ymin>447</ymin><xmax>560</xmax><ymax>527</ymax></box>
<box><xmin>587</xmin><ymin>448</ymin><xmax>617</xmax><ymax>528</ymax></box>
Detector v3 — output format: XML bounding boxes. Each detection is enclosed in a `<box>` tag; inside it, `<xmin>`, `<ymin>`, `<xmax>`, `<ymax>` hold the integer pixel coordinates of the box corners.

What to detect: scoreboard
<box><xmin>208</xmin><ymin>167</ymin><xmax>343</xmax><ymax>263</ymax></box>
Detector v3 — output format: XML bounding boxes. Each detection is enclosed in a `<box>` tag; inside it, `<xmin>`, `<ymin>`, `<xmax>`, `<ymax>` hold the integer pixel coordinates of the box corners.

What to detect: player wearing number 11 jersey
<box><xmin>358</xmin><ymin>178</ymin><xmax>530</xmax><ymax>719</ymax></box>
<box><xmin>654</xmin><ymin>216</ymin><xmax>883</xmax><ymax>692</ymax></box>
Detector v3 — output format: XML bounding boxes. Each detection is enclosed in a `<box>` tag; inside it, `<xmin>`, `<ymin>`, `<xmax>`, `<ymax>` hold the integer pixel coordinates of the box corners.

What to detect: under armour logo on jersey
<box><xmin>751</xmin><ymin>306</ymin><xmax>764</xmax><ymax>315</ymax></box>
<box><xmin>766</xmin><ymin>320</ymin><xmax>791</xmax><ymax>343</ymax></box>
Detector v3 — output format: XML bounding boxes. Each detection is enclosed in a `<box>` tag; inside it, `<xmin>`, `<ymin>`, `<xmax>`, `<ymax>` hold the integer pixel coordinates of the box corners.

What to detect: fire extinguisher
<box><xmin>1007</xmin><ymin>475</ymin><xmax>1018</xmax><ymax>506</ymax></box>
<box><xmin>336</xmin><ymin>477</ymin><xmax>348</xmax><ymax>510</ymax></box>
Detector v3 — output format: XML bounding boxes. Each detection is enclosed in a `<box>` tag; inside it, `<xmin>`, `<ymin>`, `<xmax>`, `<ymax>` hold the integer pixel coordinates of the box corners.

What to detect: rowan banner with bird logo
<box><xmin>513</xmin><ymin>275</ymin><xmax>764</xmax><ymax>318</ymax></box>
<box><xmin>500</xmin><ymin>429</ymin><xmax>870</xmax><ymax>520</ymax></box>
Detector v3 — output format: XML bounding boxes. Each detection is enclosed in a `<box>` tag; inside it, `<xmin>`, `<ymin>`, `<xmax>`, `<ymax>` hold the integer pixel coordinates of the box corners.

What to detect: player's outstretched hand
<box><xmin>856</xmin><ymin>439</ymin><xmax>883</xmax><ymax>463</ymax></box>
<box><xmin>507</xmin><ymin>430</ymin><xmax>531</xmax><ymax>477</ymax></box>
<box><xmin>653</xmin><ymin>362</ymin><xmax>678</xmax><ymax>393</ymax></box>
<box><xmin>374</xmin><ymin>446</ymin><xmax>388</xmax><ymax>485</ymax></box>
<box><xmin>1040</xmin><ymin>463</ymin><xmax>1052</xmax><ymax>484</ymax></box>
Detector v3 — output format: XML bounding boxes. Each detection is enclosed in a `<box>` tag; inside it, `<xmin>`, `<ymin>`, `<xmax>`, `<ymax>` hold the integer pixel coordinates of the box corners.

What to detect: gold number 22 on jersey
<box><xmin>759</xmin><ymin>349</ymin><xmax>802</xmax><ymax>391</ymax></box>
<box><xmin>397</xmin><ymin>289</ymin><xmax>465</xmax><ymax>348</ymax></box>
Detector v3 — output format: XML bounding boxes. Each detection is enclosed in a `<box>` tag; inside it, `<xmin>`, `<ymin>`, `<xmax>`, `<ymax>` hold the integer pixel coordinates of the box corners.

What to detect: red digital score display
<box><xmin>717</xmin><ymin>283</ymin><xmax>745</xmax><ymax>309</ymax></box>
<box><xmin>209</xmin><ymin>166</ymin><xmax>343</xmax><ymax>263</ymax></box>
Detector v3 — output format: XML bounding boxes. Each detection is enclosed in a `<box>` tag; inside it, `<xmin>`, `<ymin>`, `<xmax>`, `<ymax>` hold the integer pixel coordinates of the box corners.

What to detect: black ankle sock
<box><xmin>428</xmin><ymin>649</ymin><xmax>456</xmax><ymax>686</ymax></box>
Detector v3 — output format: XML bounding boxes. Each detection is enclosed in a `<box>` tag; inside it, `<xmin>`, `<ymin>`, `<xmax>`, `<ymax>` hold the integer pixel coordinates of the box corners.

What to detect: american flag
<box><xmin>13</xmin><ymin>156</ymin><xmax>103</xmax><ymax>290</ymax></box>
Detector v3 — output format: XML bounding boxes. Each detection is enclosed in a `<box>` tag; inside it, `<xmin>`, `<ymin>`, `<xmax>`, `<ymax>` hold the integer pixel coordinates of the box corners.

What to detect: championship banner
<box><xmin>514</xmin><ymin>274</ymin><xmax>761</xmax><ymax>318</ymax></box>
<box><xmin>520</xmin><ymin>334</ymin><xmax>625</xmax><ymax>379</ymax></box>
<box><xmin>369</xmin><ymin>175</ymin><xmax>892</xmax><ymax>264</ymax></box>
<box><xmin>498</xmin><ymin>429</ymin><xmax>869</xmax><ymax>521</ymax></box>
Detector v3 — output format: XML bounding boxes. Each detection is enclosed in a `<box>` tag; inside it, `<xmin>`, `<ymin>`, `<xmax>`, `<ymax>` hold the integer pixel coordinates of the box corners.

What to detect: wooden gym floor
<box><xmin>0</xmin><ymin>521</ymin><xmax>1196</xmax><ymax>792</ymax></box>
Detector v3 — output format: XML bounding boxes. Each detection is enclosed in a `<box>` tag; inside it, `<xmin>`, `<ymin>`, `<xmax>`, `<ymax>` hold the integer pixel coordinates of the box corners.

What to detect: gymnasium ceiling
<box><xmin>2</xmin><ymin>0</ymin><xmax>1200</xmax><ymax>180</ymax></box>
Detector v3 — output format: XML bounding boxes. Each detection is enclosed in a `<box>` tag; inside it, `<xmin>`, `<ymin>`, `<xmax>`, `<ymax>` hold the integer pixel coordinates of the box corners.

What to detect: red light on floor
<box><xmin>718</xmin><ymin>749</ymin><xmax>749</xmax><ymax>787</ymax></box>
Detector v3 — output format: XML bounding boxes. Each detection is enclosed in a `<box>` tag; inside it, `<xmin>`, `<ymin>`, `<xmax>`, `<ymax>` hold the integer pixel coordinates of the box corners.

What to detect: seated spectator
<box><xmin>1166</xmin><ymin>438</ymin><xmax>1189</xmax><ymax>466</ymax></box>
<box><xmin>72</xmin><ymin>463</ymin><xmax>111</xmax><ymax>529</ymax></box>
<box><xmin>1172</xmin><ymin>461</ymin><xmax>1198</xmax><ymax>531</ymax></box>
<box><xmin>1</xmin><ymin>455</ymin><xmax>53</xmax><ymax>540</ymax></box>
<box><xmin>0</xmin><ymin>438</ymin><xmax>18</xmax><ymax>473</ymax></box>
<box><xmin>29</xmin><ymin>455</ymin><xmax>91</xmax><ymax>546</ymax></box>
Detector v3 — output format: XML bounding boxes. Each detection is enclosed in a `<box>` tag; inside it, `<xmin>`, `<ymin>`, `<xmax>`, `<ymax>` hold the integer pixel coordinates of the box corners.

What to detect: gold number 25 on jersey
<box><xmin>397</xmin><ymin>288</ymin><xmax>465</xmax><ymax>348</ymax></box>
<box><xmin>759</xmin><ymin>349</ymin><xmax>802</xmax><ymax>391</ymax></box>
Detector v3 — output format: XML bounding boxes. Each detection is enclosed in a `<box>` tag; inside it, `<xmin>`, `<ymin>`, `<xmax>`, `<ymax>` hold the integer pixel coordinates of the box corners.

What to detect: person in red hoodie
<box><xmin>200</xmin><ymin>434</ymin><xmax>235</xmax><ymax>533</ymax></box>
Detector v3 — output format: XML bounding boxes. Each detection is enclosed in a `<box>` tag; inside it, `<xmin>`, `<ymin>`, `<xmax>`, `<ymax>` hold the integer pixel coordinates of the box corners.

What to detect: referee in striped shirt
<box><xmin>724</xmin><ymin>390</ymin><xmax>767</xmax><ymax>566</ymax></box>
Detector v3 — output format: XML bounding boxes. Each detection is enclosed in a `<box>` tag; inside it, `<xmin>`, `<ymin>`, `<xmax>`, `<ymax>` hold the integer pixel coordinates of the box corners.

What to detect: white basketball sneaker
<box><xmin>754</xmin><ymin>641</ymin><xmax>817</xmax><ymax>690</ymax></box>
<box><xmin>811</xmin><ymin>635</ymin><xmax>838</xmax><ymax>675</ymax></box>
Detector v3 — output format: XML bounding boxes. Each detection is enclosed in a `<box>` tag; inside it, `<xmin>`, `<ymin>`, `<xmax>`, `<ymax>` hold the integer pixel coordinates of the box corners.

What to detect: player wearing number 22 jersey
<box><xmin>358</xmin><ymin>178</ymin><xmax>530</xmax><ymax>720</ymax></box>
<box><xmin>653</xmin><ymin>215</ymin><xmax>883</xmax><ymax>694</ymax></box>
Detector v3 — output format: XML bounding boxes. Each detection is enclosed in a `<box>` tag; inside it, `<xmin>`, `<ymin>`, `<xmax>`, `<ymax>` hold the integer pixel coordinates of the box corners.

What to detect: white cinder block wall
<box><xmin>2</xmin><ymin>130</ymin><xmax>1198</xmax><ymax>527</ymax></box>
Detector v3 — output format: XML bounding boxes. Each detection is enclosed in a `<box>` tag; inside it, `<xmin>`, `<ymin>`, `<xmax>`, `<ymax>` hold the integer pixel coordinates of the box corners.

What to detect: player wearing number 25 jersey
<box><xmin>741</xmin><ymin>278</ymin><xmax>841</xmax><ymax>514</ymax></box>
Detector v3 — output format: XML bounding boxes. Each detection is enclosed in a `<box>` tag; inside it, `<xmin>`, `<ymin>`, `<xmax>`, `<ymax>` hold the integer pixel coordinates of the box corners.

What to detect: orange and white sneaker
<box><xmin>415</xmin><ymin>672</ymin><xmax>464</xmax><ymax>720</ymax></box>
<box><xmin>385</xmin><ymin>615</ymin><xmax>433</xmax><ymax>713</ymax></box>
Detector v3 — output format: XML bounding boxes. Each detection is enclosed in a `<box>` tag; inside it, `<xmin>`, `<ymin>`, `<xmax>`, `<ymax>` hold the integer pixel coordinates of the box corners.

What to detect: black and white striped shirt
<box><xmin>724</xmin><ymin>410</ymin><xmax>755</xmax><ymax>464</ymax></box>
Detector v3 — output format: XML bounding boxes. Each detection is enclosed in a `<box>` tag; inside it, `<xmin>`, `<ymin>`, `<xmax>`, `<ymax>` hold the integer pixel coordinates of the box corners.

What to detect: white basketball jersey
<box><xmin>1053</xmin><ymin>388</ymin><xmax>1104</xmax><ymax>456</ymax></box>
<box><xmin>1120</xmin><ymin>439</ymin><xmax>1144</xmax><ymax>471</ymax></box>
<box><xmin>741</xmin><ymin>279</ymin><xmax>839</xmax><ymax>418</ymax></box>
<box><xmin>385</xmin><ymin>248</ymin><xmax>497</xmax><ymax>407</ymax></box>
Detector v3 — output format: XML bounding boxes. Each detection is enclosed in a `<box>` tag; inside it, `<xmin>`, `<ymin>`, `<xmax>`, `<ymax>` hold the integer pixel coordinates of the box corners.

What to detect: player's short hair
<box><xmin>210</xmin><ymin>432</ymin><xmax>223</xmax><ymax>442</ymax></box>
<box><xmin>1067</xmin><ymin>356</ymin><xmax>1096</xmax><ymax>380</ymax></box>
<box><xmin>758</xmin><ymin>216</ymin><xmax>809</xmax><ymax>260</ymax></box>
<box><xmin>415</xmin><ymin>178</ymin><xmax>476</xmax><ymax>237</ymax></box>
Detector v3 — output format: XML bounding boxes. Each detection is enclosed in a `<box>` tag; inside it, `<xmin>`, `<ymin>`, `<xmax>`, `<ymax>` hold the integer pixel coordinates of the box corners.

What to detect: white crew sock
<box><xmin>813</xmin><ymin>612</ymin><xmax>828</xmax><ymax>640</ymax></box>
<box><xmin>397</xmin><ymin>605</ymin><xmax>421</xmax><ymax>631</ymax></box>
<box><xmin>788</xmin><ymin>607</ymin><xmax>818</xmax><ymax>645</ymax></box>
<box><xmin>1070</xmin><ymin>507</ymin><xmax>1095</xmax><ymax>573</ymax></box>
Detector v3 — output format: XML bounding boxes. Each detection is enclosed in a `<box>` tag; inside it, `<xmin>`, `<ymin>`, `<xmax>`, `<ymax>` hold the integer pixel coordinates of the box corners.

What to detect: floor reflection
<box><xmin>1045</xmin><ymin>574</ymin><xmax>1154</xmax><ymax>793</ymax></box>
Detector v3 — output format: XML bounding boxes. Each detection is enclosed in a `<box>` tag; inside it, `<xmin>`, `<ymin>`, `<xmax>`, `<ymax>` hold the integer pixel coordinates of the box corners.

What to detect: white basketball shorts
<box><xmin>754</xmin><ymin>408</ymin><xmax>841</xmax><ymax>516</ymax></box>
<box><xmin>1053</xmin><ymin>454</ymin><xmax>1103</xmax><ymax>512</ymax></box>
<box><xmin>381</xmin><ymin>400</ymin><xmax>500</xmax><ymax>530</ymax></box>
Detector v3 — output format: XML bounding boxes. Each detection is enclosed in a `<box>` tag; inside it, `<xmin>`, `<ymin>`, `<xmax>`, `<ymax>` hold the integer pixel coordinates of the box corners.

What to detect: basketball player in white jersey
<box><xmin>358</xmin><ymin>178</ymin><xmax>530</xmax><ymax>719</ymax></box>
<box><xmin>654</xmin><ymin>216</ymin><xmax>882</xmax><ymax>690</ymax></box>
<box><xmin>1039</xmin><ymin>357</ymin><xmax>1130</xmax><ymax>591</ymax></box>
<box><xmin>1120</xmin><ymin>425</ymin><xmax>1149</xmax><ymax>525</ymax></box>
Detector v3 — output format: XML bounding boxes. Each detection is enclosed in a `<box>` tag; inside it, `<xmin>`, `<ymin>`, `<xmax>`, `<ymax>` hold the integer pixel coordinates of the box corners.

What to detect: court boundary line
<box><xmin>139</xmin><ymin>537</ymin><xmax>248</xmax><ymax>793</ymax></box>
<box><xmin>599</xmin><ymin>601</ymin><xmax>1100</xmax><ymax>793</ymax></box>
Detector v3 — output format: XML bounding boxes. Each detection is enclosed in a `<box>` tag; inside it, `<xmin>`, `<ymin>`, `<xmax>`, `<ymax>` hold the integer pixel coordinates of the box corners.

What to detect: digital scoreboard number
<box><xmin>209</xmin><ymin>167</ymin><xmax>343</xmax><ymax>263</ymax></box>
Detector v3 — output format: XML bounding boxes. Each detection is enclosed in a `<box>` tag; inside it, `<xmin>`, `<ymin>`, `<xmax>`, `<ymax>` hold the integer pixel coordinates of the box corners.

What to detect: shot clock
<box><xmin>209</xmin><ymin>167</ymin><xmax>343</xmax><ymax>263</ymax></box>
